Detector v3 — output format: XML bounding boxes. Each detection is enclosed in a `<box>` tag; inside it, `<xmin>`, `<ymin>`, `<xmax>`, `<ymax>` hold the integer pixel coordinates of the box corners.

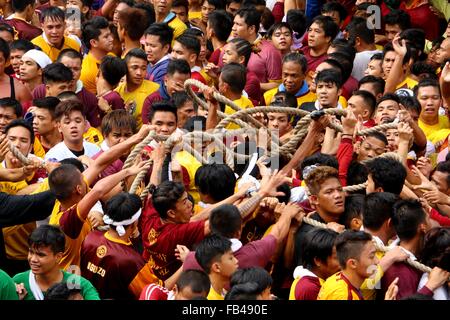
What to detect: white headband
<box><xmin>22</xmin><ymin>49</ymin><xmax>52</xmax><ymax>69</ymax></box>
<box><xmin>103</xmin><ymin>209</ymin><xmax>142</xmax><ymax>237</ymax></box>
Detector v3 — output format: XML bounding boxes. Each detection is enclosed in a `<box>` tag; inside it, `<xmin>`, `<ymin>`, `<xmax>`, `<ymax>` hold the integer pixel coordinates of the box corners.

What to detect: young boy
<box><xmin>13</xmin><ymin>225</ymin><xmax>100</xmax><ymax>300</ymax></box>
<box><xmin>290</xmin><ymin>228</ymin><xmax>340</xmax><ymax>300</ymax></box>
<box><xmin>318</xmin><ymin>230</ymin><xmax>378</xmax><ymax>300</ymax></box>
<box><xmin>9</xmin><ymin>39</ymin><xmax>35</xmax><ymax>79</ymax></box>
<box><xmin>32</xmin><ymin>97</ymin><xmax>62</xmax><ymax>155</ymax></box>
<box><xmin>195</xmin><ymin>234</ymin><xmax>239</xmax><ymax>300</ymax></box>
<box><xmin>20</xmin><ymin>49</ymin><xmax>53</xmax><ymax>93</ymax></box>
<box><xmin>300</xmin><ymin>69</ymin><xmax>343</xmax><ymax>112</ymax></box>
<box><xmin>346</xmin><ymin>90</ymin><xmax>377</xmax><ymax>127</ymax></box>
<box><xmin>0</xmin><ymin>98</ymin><xmax>22</xmax><ymax>133</ymax></box>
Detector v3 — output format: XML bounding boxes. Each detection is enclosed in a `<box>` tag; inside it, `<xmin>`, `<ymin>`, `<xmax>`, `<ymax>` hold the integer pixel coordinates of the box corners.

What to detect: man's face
<box><xmin>232</xmin><ymin>14</ymin><xmax>252</xmax><ymax>40</ymax></box>
<box><xmin>150</xmin><ymin>111</ymin><xmax>177</xmax><ymax>135</ymax></box>
<box><xmin>94</xmin><ymin>27</ymin><xmax>114</xmax><ymax>53</ymax></box>
<box><xmin>177</xmin><ymin>100</ymin><xmax>195</xmax><ymax>128</ymax></box>
<box><xmin>144</xmin><ymin>34</ymin><xmax>169</xmax><ymax>65</ymax></box>
<box><xmin>431</xmin><ymin>171</ymin><xmax>450</xmax><ymax>194</ymax></box>
<box><xmin>19</xmin><ymin>56</ymin><xmax>41</xmax><ymax>81</ymax></box>
<box><xmin>105</xmin><ymin>127</ymin><xmax>134</xmax><ymax>147</ymax></box>
<box><xmin>6</xmin><ymin>126</ymin><xmax>32</xmax><ymax>166</ymax></box>
<box><xmin>58</xmin><ymin>110</ymin><xmax>86</xmax><ymax>144</ymax></box>
<box><xmin>226</xmin><ymin>1</ymin><xmax>241</xmax><ymax>16</ymax></box>
<box><xmin>46</xmin><ymin>81</ymin><xmax>72</xmax><ymax>97</ymax></box>
<box><xmin>418</xmin><ymin>86</ymin><xmax>441</xmax><ymax>121</ymax></box>
<box><xmin>171</xmin><ymin>6</ymin><xmax>188</xmax><ymax>23</ymax></box>
<box><xmin>165</xmin><ymin>72</ymin><xmax>190</xmax><ymax>96</ymax></box>
<box><xmin>271</xmin><ymin>27</ymin><xmax>292</xmax><ymax>52</ymax></box>
<box><xmin>33</xmin><ymin>107</ymin><xmax>57</xmax><ymax>136</ymax></box>
<box><xmin>353</xmin><ymin>241</ymin><xmax>378</xmax><ymax>279</ymax></box>
<box><xmin>436</xmin><ymin>38</ymin><xmax>450</xmax><ymax>65</ymax></box>
<box><xmin>126</xmin><ymin>57</ymin><xmax>147</xmax><ymax>87</ymax></box>
<box><xmin>282</xmin><ymin>61</ymin><xmax>304</xmax><ymax>93</ymax></box>
<box><xmin>28</xmin><ymin>245</ymin><xmax>62</xmax><ymax>276</ymax></box>
<box><xmin>314</xmin><ymin>177</ymin><xmax>345</xmax><ymax>217</ymax></box>
<box><xmin>113</xmin><ymin>2</ymin><xmax>131</xmax><ymax>26</ymax></box>
<box><xmin>347</xmin><ymin>95</ymin><xmax>369</xmax><ymax>119</ymax></box>
<box><xmin>316</xmin><ymin>81</ymin><xmax>340</xmax><ymax>108</ymax></box>
<box><xmin>42</xmin><ymin>17</ymin><xmax>65</xmax><ymax>47</ymax></box>
<box><xmin>154</xmin><ymin>0</ymin><xmax>173</xmax><ymax>15</ymax></box>
<box><xmin>172</xmin><ymin>191</ymin><xmax>193</xmax><ymax>223</ymax></box>
<box><xmin>217</xmin><ymin>250</ymin><xmax>239</xmax><ymax>278</ymax></box>
<box><xmin>357</xmin><ymin>136</ymin><xmax>386</xmax><ymax>161</ymax></box>
<box><xmin>10</xmin><ymin>49</ymin><xmax>25</xmax><ymax>75</ymax></box>
<box><xmin>201</xmin><ymin>0</ymin><xmax>215</xmax><ymax>23</ymax></box>
<box><xmin>308</xmin><ymin>22</ymin><xmax>329</xmax><ymax>49</ymax></box>
<box><xmin>382</xmin><ymin>50</ymin><xmax>396</xmax><ymax>79</ymax></box>
<box><xmin>375</xmin><ymin>99</ymin><xmax>399</xmax><ymax>124</ymax></box>
<box><xmin>322</xmin><ymin>247</ymin><xmax>341</xmax><ymax>279</ymax></box>
<box><xmin>322</xmin><ymin>11</ymin><xmax>341</xmax><ymax>26</ymax></box>
<box><xmin>384</xmin><ymin>23</ymin><xmax>402</xmax><ymax>42</ymax></box>
<box><xmin>0</xmin><ymin>106</ymin><xmax>17</xmax><ymax>132</ymax></box>
<box><xmin>267</xmin><ymin>112</ymin><xmax>291</xmax><ymax>137</ymax></box>
<box><xmin>60</xmin><ymin>56</ymin><xmax>82</xmax><ymax>83</ymax></box>
<box><xmin>385</xmin><ymin>128</ymin><xmax>399</xmax><ymax>151</ymax></box>
<box><xmin>0</xmin><ymin>31</ymin><xmax>13</xmax><ymax>45</ymax></box>
<box><xmin>364</xmin><ymin>59</ymin><xmax>383</xmax><ymax>78</ymax></box>
<box><xmin>222</xmin><ymin>42</ymin><xmax>240</xmax><ymax>65</ymax></box>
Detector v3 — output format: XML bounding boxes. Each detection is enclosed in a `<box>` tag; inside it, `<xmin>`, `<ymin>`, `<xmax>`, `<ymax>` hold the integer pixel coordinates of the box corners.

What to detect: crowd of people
<box><xmin>0</xmin><ymin>0</ymin><xmax>449</xmax><ymax>301</ymax></box>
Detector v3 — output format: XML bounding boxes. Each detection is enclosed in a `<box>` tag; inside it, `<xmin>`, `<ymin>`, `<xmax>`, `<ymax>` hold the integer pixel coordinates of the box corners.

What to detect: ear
<box><xmin>167</xmin><ymin>208</ymin><xmax>176</xmax><ymax>220</ymax></box>
<box><xmin>347</xmin><ymin>258</ymin><xmax>357</xmax><ymax>270</ymax></box>
<box><xmin>162</xmin><ymin>44</ymin><xmax>170</xmax><ymax>55</ymax></box>
<box><xmin>362</xmin><ymin>108</ymin><xmax>369</xmax><ymax>119</ymax></box>
<box><xmin>353</xmin><ymin>140</ymin><xmax>362</xmax><ymax>154</ymax></box>
<box><xmin>375</xmin><ymin>186</ymin><xmax>384</xmax><ymax>193</ymax></box>
<box><xmin>313</xmin><ymin>257</ymin><xmax>323</xmax><ymax>268</ymax></box>
<box><xmin>90</xmin><ymin>38</ymin><xmax>98</xmax><ymax>49</ymax></box>
<box><xmin>309</xmin><ymin>194</ymin><xmax>319</xmax><ymax>208</ymax></box>
<box><xmin>55</xmin><ymin>251</ymin><xmax>64</xmax><ymax>261</ymax></box>
<box><xmin>351</xmin><ymin>217</ymin><xmax>363</xmax><ymax>231</ymax></box>
<box><xmin>337</xmin><ymin>87</ymin><xmax>342</xmax><ymax>98</ymax></box>
<box><xmin>57</xmin><ymin>121</ymin><xmax>63</xmax><ymax>133</ymax></box>
<box><xmin>419</xmin><ymin>222</ymin><xmax>427</xmax><ymax>234</ymax></box>
<box><xmin>211</xmin><ymin>261</ymin><xmax>221</xmax><ymax>274</ymax></box>
<box><xmin>172</xmin><ymin>284</ymin><xmax>179</xmax><ymax>295</ymax></box>
<box><xmin>238</xmin><ymin>55</ymin><xmax>245</xmax><ymax>65</ymax></box>
<box><xmin>82</xmin><ymin>6</ymin><xmax>89</xmax><ymax>15</ymax></box>
<box><xmin>189</xmin><ymin>53</ymin><xmax>198</xmax><ymax>65</ymax></box>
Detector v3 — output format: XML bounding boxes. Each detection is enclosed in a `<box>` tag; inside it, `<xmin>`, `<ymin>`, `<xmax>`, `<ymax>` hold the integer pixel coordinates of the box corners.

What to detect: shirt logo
<box><xmin>96</xmin><ymin>245</ymin><xmax>107</xmax><ymax>258</ymax></box>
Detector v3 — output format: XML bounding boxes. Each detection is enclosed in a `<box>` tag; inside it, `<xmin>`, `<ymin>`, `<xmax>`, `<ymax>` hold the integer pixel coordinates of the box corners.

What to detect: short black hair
<box><xmin>346</xmin><ymin>16</ymin><xmax>374</xmax><ymax>45</ymax></box>
<box><xmin>283</xmin><ymin>52</ymin><xmax>307</xmax><ymax>74</ymax></box>
<box><xmin>183</xmin><ymin>115</ymin><xmax>206</xmax><ymax>132</ymax></box>
<box><xmin>420</xmin><ymin>227</ymin><xmax>450</xmax><ymax>271</ymax></box>
<box><xmin>346</xmin><ymin>161</ymin><xmax>368</xmax><ymax>194</ymax></box>
<box><xmin>310</xmin><ymin>15</ymin><xmax>339</xmax><ymax>40</ymax></box>
<box><xmin>220</xmin><ymin>63</ymin><xmax>246</xmax><ymax>93</ymax></box>
<box><xmin>167</xmin><ymin>58</ymin><xmax>191</xmax><ymax>76</ymax></box>
<box><xmin>82</xmin><ymin>16</ymin><xmax>110</xmax><ymax>50</ymax></box>
<box><xmin>208</xmin><ymin>10</ymin><xmax>233</xmax><ymax>42</ymax></box>
<box><xmin>172</xmin><ymin>91</ymin><xmax>194</xmax><ymax>110</ymax></box>
<box><xmin>366</xmin><ymin>131</ymin><xmax>388</xmax><ymax>146</ymax></box>
<box><xmin>286</xmin><ymin>9</ymin><xmax>307</xmax><ymax>36</ymax></box>
<box><xmin>342</xmin><ymin>194</ymin><xmax>365</xmax><ymax>228</ymax></box>
<box><xmin>10</xmin><ymin>39</ymin><xmax>35</xmax><ymax>53</ymax></box>
<box><xmin>413</xmin><ymin>78</ymin><xmax>441</xmax><ymax>97</ymax></box>
<box><xmin>335</xmin><ymin>230</ymin><xmax>372</xmax><ymax>268</ymax></box>
<box><xmin>299</xmin><ymin>153</ymin><xmax>339</xmax><ymax>180</ymax></box>
<box><xmin>0</xmin><ymin>38</ymin><xmax>10</xmax><ymax>60</ymax></box>
<box><xmin>60</xmin><ymin>158</ymin><xmax>85</xmax><ymax>173</ymax></box>
<box><xmin>321</xmin><ymin>1</ymin><xmax>347</xmax><ymax>22</ymax></box>
<box><xmin>144</xmin><ymin>22</ymin><xmax>174</xmax><ymax>48</ymax></box>
<box><xmin>57</xmin><ymin>48</ymin><xmax>83</xmax><ymax>63</ymax></box>
<box><xmin>118</xmin><ymin>7</ymin><xmax>149</xmax><ymax>41</ymax></box>
<box><xmin>209</xmin><ymin>204</ymin><xmax>242</xmax><ymax>238</ymax></box>
<box><xmin>44</xmin><ymin>282</ymin><xmax>82</xmax><ymax>300</ymax></box>
<box><xmin>236</xmin><ymin>6</ymin><xmax>261</xmax><ymax>31</ymax></box>
<box><xmin>40</xmin><ymin>6</ymin><xmax>65</xmax><ymax>23</ymax></box>
<box><xmin>329</xmin><ymin>38</ymin><xmax>356</xmax><ymax>57</ymax></box>
<box><xmin>4</xmin><ymin>119</ymin><xmax>35</xmax><ymax>144</ymax></box>
<box><xmin>383</xmin><ymin>42</ymin><xmax>411</xmax><ymax>66</ymax></box>
<box><xmin>175</xmin><ymin>34</ymin><xmax>200</xmax><ymax>56</ymax></box>
<box><xmin>12</xmin><ymin>0</ymin><xmax>34</xmax><ymax>12</ymax></box>
<box><xmin>195</xmin><ymin>234</ymin><xmax>233</xmax><ymax>274</ymax></box>
<box><xmin>176</xmin><ymin>270</ymin><xmax>211</xmax><ymax>295</ymax></box>
<box><xmin>363</xmin><ymin>192</ymin><xmax>399</xmax><ymax>231</ymax></box>
<box><xmin>377</xmin><ymin>92</ymin><xmax>400</xmax><ymax>107</ymax></box>
<box><xmin>226</xmin><ymin>267</ymin><xmax>272</xmax><ymax>300</ymax></box>
<box><xmin>48</xmin><ymin>164</ymin><xmax>83</xmax><ymax>201</ymax></box>
<box><xmin>435</xmin><ymin>161</ymin><xmax>450</xmax><ymax>189</ymax></box>
<box><xmin>302</xmin><ymin>228</ymin><xmax>338</xmax><ymax>270</ymax></box>
<box><xmin>392</xmin><ymin>199</ymin><xmax>427</xmax><ymax>241</ymax></box>
<box><xmin>315</xmin><ymin>69</ymin><xmax>342</xmax><ymax>88</ymax></box>
<box><xmin>400</xmin><ymin>29</ymin><xmax>425</xmax><ymax>57</ymax></box>
<box><xmin>124</xmin><ymin>48</ymin><xmax>147</xmax><ymax>64</ymax></box>
<box><xmin>195</xmin><ymin>164</ymin><xmax>237</xmax><ymax>202</ymax></box>
<box><xmin>399</xmin><ymin>95</ymin><xmax>421</xmax><ymax>116</ymax></box>
<box><xmin>384</xmin><ymin>9</ymin><xmax>411</xmax><ymax>30</ymax></box>
<box><xmin>43</xmin><ymin>63</ymin><xmax>73</xmax><ymax>84</ymax></box>
<box><xmin>104</xmin><ymin>192</ymin><xmax>142</xmax><ymax>223</ymax></box>
<box><xmin>410</xmin><ymin>61</ymin><xmax>438</xmax><ymax>81</ymax></box>
<box><xmin>152</xmin><ymin>181</ymin><xmax>186</xmax><ymax>219</ymax></box>
<box><xmin>366</xmin><ymin>157</ymin><xmax>406</xmax><ymax>195</ymax></box>
<box><xmin>351</xmin><ymin>89</ymin><xmax>377</xmax><ymax>117</ymax></box>
<box><xmin>29</xmin><ymin>225</ymin><xmax>65</xmax><ymax>254</ymax></box>
<box><xmin>148</xmin><ymin>101</ymin><xmax>177</xmax><ymax>123</ymax></box>
<box><xmin>0</xmin><ymin>97</ymin><xmax>22</xmax><ymax>118</ymax></box>
<box><xmin>358</xmin><ymin>76</ymin><xmax>385</xmax><ymax>97</ymax></box>
<box><xmin>327</xmin><ymin>52</ymin><xmax>353</xmax><ymax>82</ymax></box>
<box><xmin>101</xmin><ymin>109</ymin><xmax>137</xmax><ymax>137</ymax></box>
<box><xmin>100</xmin><ymin>55</ymin><xmax>127</xmax><ymax>87</ymax></box>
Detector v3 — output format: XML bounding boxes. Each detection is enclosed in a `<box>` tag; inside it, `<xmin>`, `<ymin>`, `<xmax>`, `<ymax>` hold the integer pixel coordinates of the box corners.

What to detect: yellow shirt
<box><xmin>419</xmin><ymin>115</ymin><xmax>450</xmax><ymax>140</ymax></box>
<box><xmin>31</xmin><ymin>35</ymin><xmax>81</xmax><ymax>62</ymax></box>
<box><xmin>79</xmin><ymin>52</ymin><xmax>101</xmax><ymax>94</ymax></box>
<box><xmin>115</xmin><ymin>80</ymin><xmax>159</xmax><ymax>129</ymax></box>
<box><xmin>188</xmin><ymin>11</ymin><xmax>202</xmax><ymax>20</ymax></box>
<box><xmin>175</xmin><ymin>150</ymin><xmax>202</xmax><ymax>204</ymax></box>
<box><xmin>263</xmin><ymin>87</ymin><xmax>316</xmax><ymax>107</ymax></box>
<box><xmin>207</xmin><ymin>286</ymin><xmax>225</xmax><ymax>300</ymax></box>
<box><xmin>396</xmin><ymin>76</ymin><xmax>418</xmax><ymax>90</ymax></box>
<box><xmin>168</xmin><ymin>16</ymin><xmax>187</xmax><ymax>43</ymax></box>
<box><xmin>224</xmin><ymin>95</ymin><xmax>254</xmax><ymax>129</ymax></box>
<box><xmin>289</xmin><ymin>275</ymin><xmax>325</xmax><ymax>300</ymax></box>
<box><xmin>361</xmin><ymin>255</ymin><xmax>384</xmax><ymax>300</ymax></box>
<box><xmin>317</xmin><ymin>272</ymin><xmax>364</xmax><ymax>300</ymax></box>
<box><xmin>84</xmin><ymin>126</ymin><xmax>104</xmax><ymax>146</ymax></box>
<box><xmin>0</xmin><ymin>167</ymin><xmax>35</xmax><ymax>261</ymax></box>
<box><xmin>33</xmin><ymin>139</ymin><xmax>46</xmax><ymax>159</ymax></box>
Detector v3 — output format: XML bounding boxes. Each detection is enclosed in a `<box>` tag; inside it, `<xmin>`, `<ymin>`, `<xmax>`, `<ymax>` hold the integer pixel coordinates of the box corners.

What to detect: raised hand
<box><xmin>384</xmin><ymin>277</ymin><xmax>399</xmax><ymax>300</ymax></box>
<box><xmin>442</xmin><ymin>61</ymin><xmax>450</xmax><ymax>83</ymax></box>
<box><xmin>397</xmin><ymin>121</ymin><xmax>413</xmax><ymax>144</ymax></box>
<box><xmin>410</xmin><ymin>165</ymin><xmax>436</xmax><ymax>192</ymax></box>
<box><xmin>342</xmin><ymin>109</ymin><xmax>357</xmax><ymax>136</ymax></box>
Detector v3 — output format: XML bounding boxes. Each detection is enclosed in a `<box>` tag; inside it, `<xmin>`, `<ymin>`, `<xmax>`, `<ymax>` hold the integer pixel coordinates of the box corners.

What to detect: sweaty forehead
<box><xmin>364</xmin><ymin>136</ymin><xmax>386</xmax><ymax>148</ymax></box>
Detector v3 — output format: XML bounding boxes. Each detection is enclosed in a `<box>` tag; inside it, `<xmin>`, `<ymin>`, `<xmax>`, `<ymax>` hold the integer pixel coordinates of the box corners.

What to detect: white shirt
<box><xmin>44</xmin><ymin>140</ymin><xmax>101</xmax><ymax>162</ymax></box>
<box><xmin>418</xmin><ymin>273</ymin><xmax>449</xmax><ymax>300</ymax></box>
<box><xmin>351</xmin><ymin>49</ymin><xmax>382</xmax><ymax>81</ymax></box>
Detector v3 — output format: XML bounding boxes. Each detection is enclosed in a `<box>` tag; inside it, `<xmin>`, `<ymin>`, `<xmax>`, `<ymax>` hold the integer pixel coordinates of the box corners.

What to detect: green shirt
<box><xmin>13</xmin><ymin>270</ymin><xmax>100</xmax><ymax>300</ymax></box>
<box><xmin>0</xmin><ymin>269</ymin><xmax>19</xmax><ymax>300</ymax></box>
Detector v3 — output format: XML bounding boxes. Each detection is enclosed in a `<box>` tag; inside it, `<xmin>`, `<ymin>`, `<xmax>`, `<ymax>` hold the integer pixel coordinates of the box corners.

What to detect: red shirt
<box><xmin>139</xmin><ymin>283</ymin><xmax>170</xmax><ymax>300</ymax></box>
<box><xmin>245</xmin><ymin>70</ymin><xmax>262</xmax><ymax>106</ymax></box>
<box><xmin>336</xmin><ymin>137</ymin><xmax>354</xmax><ymax>186</ymax></box>
<box><xmin>300</xmin><ymin>46</ymin><xmax>328</xmax><ymax>74</ymax></box>
<box><xmin>293</xmin><ymin>276</ymin><xmax>322</xmax><ymax>300</ymax></box>
<box><xmin>4</xmin><ymin>18</ymin><xmax>42</xmax><ymax>41</ymax></box>
<box><xmin>140</xmin><ymin>199</ymin><xmax>205</xmax><ymax>280</ymax></box>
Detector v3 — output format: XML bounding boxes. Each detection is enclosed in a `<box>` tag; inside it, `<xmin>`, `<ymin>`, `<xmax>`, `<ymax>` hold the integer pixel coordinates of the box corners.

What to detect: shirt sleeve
<box><xmin>295</xmin><ymin>277</ymin><xmax>320</xmax><ymax>300</ymax></box>
<box><xmin>336</xmin><ymin>137</ymin><xmax>354</xmax><ymax>186</ymax></box>
<box><xmin>265</xmin><ymin>46</ymin><xmax>282</xmax><ymax>82</ymax></box>
<box><xmin>182</xmin><ymin>251</ymin><xmax>203</xmax><ymax>271</ymax></box>
<box><xmin>272</xmin><ymin>2</ymin><xmax>284</xmax><ymax>23</ymax></box>
<box><xmin>429</xmin><ymin>208</ymin><xmax>450</xmax><ymax>226</ymax></box>
<box><xmin>59</xmin><ymin>205</ymin><xmax>86</xmax><ymax>240</ymax></box>
<box><xmin>79</xmin><ymin>275</ymin><xmax>101</xmax><ymax>300</ymax></box>
<box><xmin>242</xmin><ymin>235</ymin><xmax>277</xmax><ymax>267</ymax></box>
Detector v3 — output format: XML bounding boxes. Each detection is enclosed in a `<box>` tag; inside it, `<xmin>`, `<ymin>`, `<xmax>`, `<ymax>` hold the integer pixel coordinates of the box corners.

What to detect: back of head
<box><xmin>286</xmin><ymin>9</ymin><xmax>306</xmax><ymax>36</ymax></box>
<box><xmin>118</xmin><ymin>7</ymin><xmax>149</xmax><ymax>41</ymax></box>
<box><xmin>195</xmin><ymin>163</ymin><xmax>236</xmax><ymax>202</ymax></box>
<box><xmin>342</xmin><ymin>193</ymin><xmax>365</xmax><ymax>228</ymax></box>
<box><xmin>346</xmin><ymin>17</ymin><xmax>374</xmax><ymax>45</ymax></box>
<box><xmin>104</xmin><ymin>192</ymin><xmax>142</xmax><ymax>223</ymax></box>
<box><xmin>48</xmin><ymin>164</ymin><xmax>82</xmax><ymax>201</ymax></box>
<box><xmin>335</xmin><ymin>230</ymin><xmax>372</xmax><ymax>269</ymax></box>
<box><xmin>44</xmin><ymin>282</ymin><xmax>82</xmax><ymax>300</ymax></box>
<box><xmin>183</xmin><ymin>116</ymin><xmax>206</xmax><ymax>132</ymax></box>
<box><xmin>195</xmin><ymin>234</ymin><xmax>232</xmax><ymax>274</ymax></box>
<box><xmin>300</xmin><ymin>153</ymin><xmax>339</xmax><ymax>180</ymax></box>
<box><xmin>101</xmin><ymin>109</ymin><xmax>137</xmax><ymax>137</ymax></box>
<box><xmin>392</xmin><ymin>199</ymin><xmax>427</xmax><ymax>241</ymax></box>
<box><xmin>366</xmin><ymin>157</ymin><xmax>406</xmax><ymax>195</ymax></box>
<box><xmin>100</xmin><ymin>55</ymin><xmax>128</xmax><ymax>87</ymax></box>
<box><xmin>29</xmin><ymin>225</ymin><xmax>65</xmax><ymax>254</ymax></box>
<box><xmin>302</xmin><ymin>228</ymin><xmax>338</xmax><ymax>270</ymax></box>
<box><xmin>176</xmin><ymin>270</ymin><xmax>210</xmax><ymax>297</ymax></box>
<box><xmin>43</xmin><ymin>63</ymin><xmax>73</xmax><ymax>84</ymax></box>
<box><xmin>209</xmin><ymin>204</ymin><xmax>242</xmax><ymax>238</ymax></box>
<box><xmin>220</xmin><ymin>62</ymin><xmax>246</xmax><ymax>93</ymax></box>
<box><xmin>420</xmin><ymin>227</ymin><xmax>450</xmax><ymax>271</ymax></box>
<box><xmin>152</xmin><ymin>181</ymin><xmax>185</xmax><ymax>219</ymax></box>
<box><xmin>358</xmin><ymin>76</ymin><xmax>385</xmax><ymax>98</ymax></box>
<box><xmin>363</xmin><ymin>192</ymin><xmax>399</xmax><ymax>231</ymax></box>
<box><xmin>208</xmin><ymin>10</ymin><xmax>233</xmax><ymax>42</ymax></box>
<box><xmin>226</xmin><ymin>267</ymin><xmax>272</xmax><ymax>300</ymax></box>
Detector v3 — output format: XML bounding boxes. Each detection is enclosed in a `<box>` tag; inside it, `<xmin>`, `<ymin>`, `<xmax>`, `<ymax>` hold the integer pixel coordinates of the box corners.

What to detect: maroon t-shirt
<box><xmin>4</xmin><ymin>18</ymin><xmax>42</xmax><ymax>41</ymax></box>
<box><xmin>140</xmin><ymin>199</ymin><xmax>205</xmax><ymax>280</ymax></box>
<box><xmin>142</xmin><ymin>91</ymin><xmax>163</xmax><ymax>125</ymax></box>
<box><xmin>246</xmin><ymin>70</ymin><xmax>262</xmax><ymax>106</ymax></box>
<box><xmin>103</xmin><ymin>91</ymin><xmax>125</xmax><ymax>111</ymax></box>
<box><xmin>300</xmin><ymin>46</ymin><xmax>328</xmax><ymax>74</ymax></box>
<box><xmin>293</xmin><ymin>276</ymin><xmax>322</xmax><ymax>300</ymax></box>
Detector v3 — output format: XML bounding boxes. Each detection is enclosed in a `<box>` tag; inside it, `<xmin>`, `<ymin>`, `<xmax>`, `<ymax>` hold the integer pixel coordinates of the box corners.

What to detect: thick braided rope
<box><xmin>343</xmin><ymin>182</ymin><xmax>368</xmax><ymax>192</ymax></box>
<box><xmin>8</xmin><ymin>142</ymin><xmax>32</xmax><ymax>165</ymax></box>
<box><xmin>185</xmin><ymin>79</ymin><xmax>265</xmax><ymax>128</ymax></box>
<box><xmin>122</xmin><ymin>130</ymin><xmax>158</xmax><ymax>170</ymax></box>
<box><xmin>140</xmin><ymin>181</ymin><xmax>153</xmax><ymax>201</ymax></box>
<box><xmin>129</xmin><ymin>159</ymin><xmax>153</xmax><ymax>194</ymax></box>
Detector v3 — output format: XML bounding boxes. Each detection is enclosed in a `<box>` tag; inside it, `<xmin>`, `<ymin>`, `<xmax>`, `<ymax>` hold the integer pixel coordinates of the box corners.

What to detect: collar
<box><xmin>152</xmin><ymin>54</ymin><xmax>171</xmax><ymax>67</ymax></box>
<box><xmin>230</xmin><ymin>238</ymin><xmax>243</xmax><ymax>252</ymax></box>
<box><xmin>252</xmin><ymin>34</ymin><xmax>262</xmax><ymax>46</ymax></box>
<box><xmin>159</xmin><ymin>83</ymin><xmax>170</xmax><ymax>100</ymax></box>
<box><xmin>191</xmin><ymin>66</ymin><xmax>201</xmax><ymax>73</ymax></box>
<box><xmin>278</xmin><ymin>80</ymin><xmax>309</xmax><ymax>97</ymax></box>
<box><xmin>313</xmin><ymin>99</ymin><xmax>343</xmax><ymax>110</ymax></box>
<box><xmin>75</xmin><ymin>80</ymin><xmax>83</xmax><ymax>93</ymax></box>
<box><xmin>163</xmin><ymin>12</ymin><xmax>176</xmax><ymax>23</ymax></box>
<box><xmin>293</xmin><ymin>266</ymin><xmax>318</xmax><ymax>279</ymax></box>
<box><xmin>100</xmin><ymin>140</ymin><xmax>110</xmax><ymax>151</ymax></box>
